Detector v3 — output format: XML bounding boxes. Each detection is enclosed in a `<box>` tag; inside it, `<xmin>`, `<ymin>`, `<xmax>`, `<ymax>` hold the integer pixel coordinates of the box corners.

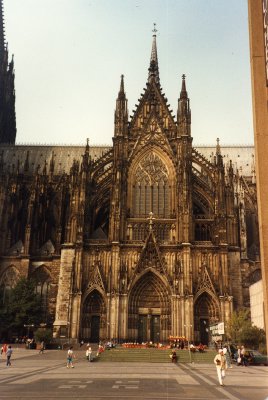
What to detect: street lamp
<box><xmin>184</xmin><ymin>324</ymin><xmax>193</xmax><ymax>363</ymax></box>
<box><xmin>24</xmin><ymin>324</ymin><xmax>34</xmax><ymax>338</ymax></box>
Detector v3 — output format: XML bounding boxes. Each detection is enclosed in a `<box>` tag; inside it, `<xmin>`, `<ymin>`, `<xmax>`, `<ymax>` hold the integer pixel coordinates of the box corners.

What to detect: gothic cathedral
<box><xmin>0</xmin><ymin>1</ymin><xmax>260</xmax><ymax>344</ymax></box>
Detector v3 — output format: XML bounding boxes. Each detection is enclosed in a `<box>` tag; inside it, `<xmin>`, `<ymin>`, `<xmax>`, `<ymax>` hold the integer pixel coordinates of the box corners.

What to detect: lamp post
<box><xmin>24</xmin><ymin>324</ymin><xmax>34</xmax><ymax>339</ymax></box>
<box><xmin>184</xmin><ymin>324</ymin><xmax>193</xmax><ymax>363</ymax></box>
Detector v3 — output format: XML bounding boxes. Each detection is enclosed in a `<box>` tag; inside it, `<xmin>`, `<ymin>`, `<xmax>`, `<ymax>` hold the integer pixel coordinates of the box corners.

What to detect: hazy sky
<box><xmin>5</xmin><ymin>0</ymin><xmax>252</xmax><ymax>146</ymax></box>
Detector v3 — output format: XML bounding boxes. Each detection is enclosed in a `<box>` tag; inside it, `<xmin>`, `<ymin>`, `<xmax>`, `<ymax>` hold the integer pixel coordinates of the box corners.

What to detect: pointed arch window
<box><xmin>32</xmin><ymin>266</ymin><xmax>51</xmax><ymax>318</ymax></box>
<box><xmin>0</xmin><ymin>266</ymin><xmax>20</xmax><ymax>305</ymax></box>
<box><xmin>132</xmin><ymin>152</ymin><xmax>170</xmax><ymax>218</ymax></box>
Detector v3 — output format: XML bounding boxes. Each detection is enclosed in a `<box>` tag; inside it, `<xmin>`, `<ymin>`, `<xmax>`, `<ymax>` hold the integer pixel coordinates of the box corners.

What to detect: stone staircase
<box><xmin>96</xmin><ymin>347</ymin><xmax>217</xmax><ymax>363</ymax></box>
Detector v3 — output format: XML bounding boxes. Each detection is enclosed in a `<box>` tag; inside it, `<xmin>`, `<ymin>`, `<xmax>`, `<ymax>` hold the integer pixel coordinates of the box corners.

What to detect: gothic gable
<box><xmin>129</xmin><ymin>81</ymin><xmax>176</xmax><ymax>136</ymax></box>
<box><xmin>195</xmin><ymin>263</ymin><xmax>217</xmax><ymax>297</ymax></box>
<box><xmin>134</xmin><ymin>231</ymin><xmax>168</xmax><ymax>277</ymax></box>
<box><xmin>129</xmin><ymin>115</ymin><xmax>174</xmax><ymax>162</ymax></box>
<box><xmin>88</xmin><ymin>262</ymin><xmax>106</xmax><ymax>292</ymax></box>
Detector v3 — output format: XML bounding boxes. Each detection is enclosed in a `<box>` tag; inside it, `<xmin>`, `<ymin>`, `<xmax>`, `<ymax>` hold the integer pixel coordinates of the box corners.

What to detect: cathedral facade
<box><xmin>0</xmin><ymin>3</ymin><xmax>260</xmax><ymax>344</ymax></box>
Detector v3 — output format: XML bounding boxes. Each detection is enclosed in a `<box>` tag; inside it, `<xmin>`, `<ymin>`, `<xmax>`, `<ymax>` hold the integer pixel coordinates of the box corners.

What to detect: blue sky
<box><xmin>5</xmin><ymin>0</ymin><xmax>252</xmax><ymax>145</ymax></box>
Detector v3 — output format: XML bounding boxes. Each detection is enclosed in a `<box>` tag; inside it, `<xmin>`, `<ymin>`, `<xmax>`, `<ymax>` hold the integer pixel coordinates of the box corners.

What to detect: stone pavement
<box><xmin>0</xmin><ymin>349</ymin><xmax>267</xmax><ymax>399</ymax></box>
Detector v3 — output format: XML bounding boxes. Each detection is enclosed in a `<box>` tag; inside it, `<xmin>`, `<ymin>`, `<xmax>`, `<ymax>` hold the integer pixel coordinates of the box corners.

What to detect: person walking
<box><xmin>6</xmin><ymin>345</ymin><xmax>13</xmax><ymax>367</ymax></box>
<box><xmin>214</xmin><ymin>349</ymin><xmax>227</xmax><ymax>386</ymax></box>
<box><xmin>39</xmin><ymin>341</ymin><xmax>45</xmax><ymax>354</ymax></box>
<box><xmin>240</xmin><ymin>345</ymin><xmax>248</xmax><ymax>366</ymax></box>
<box><xmin>223</xmin><ymin>346</ymin><xmax>232</xmax><ymax>369</ymax></box>
<box><xmin>1</xmin><ymin>343</ymin><xmax>7</xmax><ymax>356</ymax></box>
<box><xmin>66</xmin><ymin>346</ymin><xmax>75</xmax><ymax>368</ymax></box>
<box><xmin>86</xmin><ymin>344</ymin><xmax>93</xmax><ymax>362</ymax></box>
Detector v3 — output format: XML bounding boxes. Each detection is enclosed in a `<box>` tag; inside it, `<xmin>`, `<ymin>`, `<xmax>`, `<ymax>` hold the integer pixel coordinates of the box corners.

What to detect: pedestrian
<box><xmin>86</xmin><ymin>344</ymin><xmax>92</xmax><ymax>362</ymax></box>
<box><xmin>223</xmin><ymin>347</ymin><xmax>232</xmax><ymax>369</ymax></box>
<box><xmin>214</xmin><ymin>349</ymin><xmax>227</xmax><ymax>386</ymax></box>
<box><xmin>96</xmin><ymin>342</ymin><xmax>104</xmax><ymax>357</ymax></box>
<box><xmin>1</xmin><ymin>343</ymin><xmax>7</xmax><ymax>355</ymax></box>
<box><xmin>6</xmin><ymin>345</ymin><xmax>13</xmax><ymax>367</ymax></box>
<box><xmin>171</xmin><ymin>350</ymin><xmax>177</xmax><ymax>363</ymax></box>
<box><xmin>237</xmin><ymin>346</ymin><xmax>242</xmax><ymax>365</ymax></box>
<box><xmin>66</xmin><ymin>346</ymin><xmax>75</xmax><ymax>368</ymax></box>
<box><xmin>39</xmin><ymin>341</ymin><xmax>45</xmax><ymax>354</ymax></box>
<box><xmin>240</xmin><ymin>345</ymin><xmax>248</xmax><ymax>366</ymax></box>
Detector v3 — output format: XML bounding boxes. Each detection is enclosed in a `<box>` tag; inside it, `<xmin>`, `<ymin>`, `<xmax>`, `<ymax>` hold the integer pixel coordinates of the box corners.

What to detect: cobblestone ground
<box><xmin>0</xmin><ymin>349</ymin><xmax>267</xmax><ymax>399</ymax></box>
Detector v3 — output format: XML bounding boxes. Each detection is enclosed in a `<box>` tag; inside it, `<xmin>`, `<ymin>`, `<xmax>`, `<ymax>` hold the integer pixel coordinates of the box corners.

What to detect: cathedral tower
<box><xmin>0</xmin><ymin>0</ymin><xmax>16</xmax><ymax>144</ymax></box>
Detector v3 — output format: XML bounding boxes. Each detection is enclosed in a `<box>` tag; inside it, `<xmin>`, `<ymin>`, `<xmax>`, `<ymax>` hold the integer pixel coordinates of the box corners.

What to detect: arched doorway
<box><xmin>81</xmin><ymin>290</ymin><xmax>106</xmax><ymax>342</ymax></box>
<box><xmin>128</xmin><ymin>271</ymin><xmax>171</xmax><ymax>343</ymax></box>
<box><xmin>194</xmin><ymin>292</ymin><xmax>219</xmax><ymax>345</ymax></box>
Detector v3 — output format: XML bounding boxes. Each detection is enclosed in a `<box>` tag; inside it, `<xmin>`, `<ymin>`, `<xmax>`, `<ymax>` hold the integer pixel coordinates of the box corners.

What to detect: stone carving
<box><xmin>135</xmin><ymin>152</ymin><xmax>168</xmax><ymax>184</ymax></box>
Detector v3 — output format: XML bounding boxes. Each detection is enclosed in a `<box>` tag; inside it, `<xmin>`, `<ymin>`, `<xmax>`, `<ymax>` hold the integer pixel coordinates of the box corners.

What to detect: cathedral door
<box><xmin>151</xmin><ymin>315</ymin><xmax>160</xmax><ymax>343</ymax></box>
<box><xmin>199</xmin><ymin>318</ymin><xmax>209</xmax><ymax>345</ymax></box>
<box><xmin>128</xmin><ymin>271</ymin><xmax>171</xmax><ymax>342</ymax></box>
<box><xmin>81</xmin><ymin>290</ymin><xmax>106</xmax><ymax>342</ymax></box>
<box><xmin>138</xmin><ymin>315</ymin><xmax>147</xmax><ymax>342</ymax></box>
<box><xmin>90</xmin><ymin>316</ymin><xmax>100</xmax><ymax>343</ymax></box>
<box><xmin>194</xmin><ymin>292</ymin><xmax>219</xmax><ymax>345</ymax></box>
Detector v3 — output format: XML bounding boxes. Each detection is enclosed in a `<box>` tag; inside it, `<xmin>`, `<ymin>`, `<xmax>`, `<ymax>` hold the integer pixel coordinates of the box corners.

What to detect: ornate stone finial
<box><xmin>148</xmin><ymin>24</ymin><xmax>159</xmax><ymax>84</ymax></box>
<box><xmin>147</xmin><ymin>211</ymin><xmax>155</xmax><ymax>231</ymax></box>
<box><xmin>216</xmin><ymin>137</ymin><xmax>221</xmax><ymax>156</ymax></box>
<box><xmin>180</xmin><ymin>74</ymin><xmax>187</xmax><ymax>98</ymax></box>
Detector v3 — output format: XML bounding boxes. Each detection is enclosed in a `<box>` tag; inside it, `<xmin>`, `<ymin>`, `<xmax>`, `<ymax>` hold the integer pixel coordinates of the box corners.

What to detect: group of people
<box><xmin>1</xmin><ymin>344</ymin><xmax>13</xmax><ymax>366</ymax></box>
<box><xmin>66</xmin><ymin>343</ymin><xmax>94</xmax><ymax>368</ymax></box>
<box><xmin>236</xmin><ymin>345</ymin><xmax>248</xmax><ymax>366</ymax></box>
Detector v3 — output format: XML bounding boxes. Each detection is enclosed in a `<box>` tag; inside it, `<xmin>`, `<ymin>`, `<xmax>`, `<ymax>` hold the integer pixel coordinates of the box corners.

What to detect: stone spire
<box><xmin>180</xmin><ymin>74</ymin><xmax>188</xmax><ymax>99</ymax></box>
<box><xmin>177</xmin><ymin>74</ymin><xmax>191</xmax><ymax>136</ymax></box>
<box><xmin>148</xmin><ymin>24</ymin><xmax>159</xmax><ymax>84</ymax></box>
<box><xmin>0</xmin><ymin>0</ymin><xmax>16</xmax><ymax>144</ymax></box>
<box><xmin>0</xmin><ymin>0</ymin><xmax>5</xmax><ymax>62</ymax></box>
<box><xmin>114</xmin><ymin>74</ymin><xmax>128</xmax><ymax>137</ymax></box>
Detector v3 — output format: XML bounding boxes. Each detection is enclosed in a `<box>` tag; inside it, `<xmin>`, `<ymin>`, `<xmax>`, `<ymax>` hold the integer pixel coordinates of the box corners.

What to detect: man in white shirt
<box><xmin>214</xmin><ymin>349</ymin><xmax>227</xmax><ymax>386</ymax></box>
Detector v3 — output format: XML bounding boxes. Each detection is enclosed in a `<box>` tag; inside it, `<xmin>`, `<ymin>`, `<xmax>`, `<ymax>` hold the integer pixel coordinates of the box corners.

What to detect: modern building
<box><xmin>249</xmin><ymin>279</ymin><xmax>264</xmax><ymax>329</ymax></box>
<box><xmin>0</xmin><ymin>0</ymin><xmax>261</xmax><ymax>344</ymax></box>
<box><xmin>248</xmin><ymin>0</ymin><xmax>268</xmax><ymax>345</ymax></box>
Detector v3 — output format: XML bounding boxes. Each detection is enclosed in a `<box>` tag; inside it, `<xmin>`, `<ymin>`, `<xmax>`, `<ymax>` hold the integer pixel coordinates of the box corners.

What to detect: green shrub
<box><xmin>34</xmin><ymin>328</ymin><xmax>53</xmax><ymax>344</ymax></box>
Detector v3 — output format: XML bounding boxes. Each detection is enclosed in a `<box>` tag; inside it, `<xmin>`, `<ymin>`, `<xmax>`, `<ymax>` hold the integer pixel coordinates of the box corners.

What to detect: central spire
<box><xmin>148</xmin><ymin>23</ymin><xmax>159</xmax><ymax>84</ymax></box>
<box><xmin>0</xmin><ymin>0</ymin><xmax>5</xmax><ymax>60</ymax></box>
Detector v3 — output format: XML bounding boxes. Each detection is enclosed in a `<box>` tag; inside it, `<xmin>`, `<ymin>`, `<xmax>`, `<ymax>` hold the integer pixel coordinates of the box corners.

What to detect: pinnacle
<box><xmin>148</xmin><ymin>26</ymin><xmax>160</xmax><ymax>84</ymax></box>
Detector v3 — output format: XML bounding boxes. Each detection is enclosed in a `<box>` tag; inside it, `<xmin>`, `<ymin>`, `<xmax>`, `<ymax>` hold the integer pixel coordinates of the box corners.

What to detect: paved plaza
<box><xmin>0</xmin><ymin>349</ymin><xmax>267</xmax><ymax>400</ymax></box>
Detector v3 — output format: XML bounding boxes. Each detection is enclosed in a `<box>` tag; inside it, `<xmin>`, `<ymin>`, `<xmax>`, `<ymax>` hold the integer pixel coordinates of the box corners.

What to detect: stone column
<box><xmin>119</xmin><ymin>294</ymin><xmax>128</xmax><ymax>341</ymax></box>
<box><xmin>53</xmin><ymin>245</ymin><xmax>75</xmax><ymax>339</ymax></box>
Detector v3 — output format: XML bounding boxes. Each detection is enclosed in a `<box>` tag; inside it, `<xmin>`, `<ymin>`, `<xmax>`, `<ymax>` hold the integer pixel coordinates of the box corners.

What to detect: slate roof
<box><xmin>0</xmin><ymin>143</ymin><xmax>255</xmax><ymax>177</ymax></box>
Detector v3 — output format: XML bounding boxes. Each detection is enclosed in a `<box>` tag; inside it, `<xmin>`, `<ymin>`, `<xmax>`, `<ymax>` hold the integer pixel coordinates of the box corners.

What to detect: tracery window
<box><xmin>32</xmin><ymin>266</ymin><xmax>51</xmax><ymax>315</ymax></box>
<box><xmin>132</xmin><ymin>152</ymin><xmax>170</xmax><ymax>218</ymax></box>
<box><xmin>0</xmin><ymin>266</ymin><xmax>20</xmax><ymax>305</ymax></box>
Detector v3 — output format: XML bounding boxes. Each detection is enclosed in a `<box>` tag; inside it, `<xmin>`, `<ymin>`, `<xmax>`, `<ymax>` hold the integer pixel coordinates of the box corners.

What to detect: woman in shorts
<box><xmin>67</xmin><ymin>346</ymin><xmax>75</xmax><ymax>368</ymax></box>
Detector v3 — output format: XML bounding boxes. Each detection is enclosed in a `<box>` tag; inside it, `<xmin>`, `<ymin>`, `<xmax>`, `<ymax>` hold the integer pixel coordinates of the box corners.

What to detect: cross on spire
<box><xmin>152</xmin><ymin>23</ymin><xmax>157</xmax><ymax>35</ymax></box>
<box><xmin>148</xmin><ymin>24</ymin><xmax>159</xmax><ymax>84</ymax></box>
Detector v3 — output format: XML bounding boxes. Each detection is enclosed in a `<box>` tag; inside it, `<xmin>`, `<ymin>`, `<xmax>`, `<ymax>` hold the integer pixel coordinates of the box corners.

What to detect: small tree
<box><xmin>226</xmin><ymin>309</ymin><xmax>266</xmax><ymax>349</ymax></box>
<box><xmin>1</xmin><ymin>278</ymin><xmax>42</xmax><ymax>337</ymax></box>
<box><xmin>34</xmin><ymin>328</ymin><xmax>53</xmax><ymax>344</ymax></box>
<box><xmin>240</xmin><ymin>325</ymin><xmax>266</xmax><ymax>349</ymax></box>
<box><xmin>226</xmin><ymin>309</ymin><xmax>252</xmax><ymax>343</ymax></box>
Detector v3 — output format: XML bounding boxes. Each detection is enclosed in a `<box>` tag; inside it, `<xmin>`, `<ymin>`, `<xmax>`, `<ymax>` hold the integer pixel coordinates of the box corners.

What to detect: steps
<box><xmin>96</xmin><ymin>347</ymin><xmax>217</xmax><ymax>363</ymax></box>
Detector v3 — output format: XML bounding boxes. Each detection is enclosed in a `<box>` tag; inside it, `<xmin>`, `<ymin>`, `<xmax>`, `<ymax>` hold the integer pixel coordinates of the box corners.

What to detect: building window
<box><xmin>132</xmin><ymin>152</ymin><xmax>170</xmax><ymax>218</ymax></box>
<box><xmin>0</xmin><ymin>266</ymin><xmax>20</xmax><ymax>305</ymax></box>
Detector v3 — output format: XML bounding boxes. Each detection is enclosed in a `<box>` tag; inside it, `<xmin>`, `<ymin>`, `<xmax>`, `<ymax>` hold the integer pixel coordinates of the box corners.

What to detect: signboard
<box><xmin>218</xmin><ymin>322</ymin><xmax>225</xmax><ymax>335</ymax></box>
<box><xmin>209</xmin><ymin>322</ymin><xmax>225</xmax><ymax>336</ymax></box>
